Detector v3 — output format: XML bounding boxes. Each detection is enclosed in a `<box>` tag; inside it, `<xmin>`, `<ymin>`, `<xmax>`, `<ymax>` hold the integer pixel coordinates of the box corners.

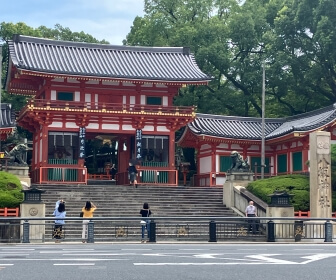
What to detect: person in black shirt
<box><xmin>110</xmin><ymin>164</ymin><xmax>117</xmax><ymax>181</ymax></box>
<box><xmin>139</xmin><ymin>202</ymin><xmax>152</xmax><ymax>243</ymax></box>
<box><xmin>128</xmin><ymin>162</ymin><xmax>138</xmax><ymax>188</ymax></box>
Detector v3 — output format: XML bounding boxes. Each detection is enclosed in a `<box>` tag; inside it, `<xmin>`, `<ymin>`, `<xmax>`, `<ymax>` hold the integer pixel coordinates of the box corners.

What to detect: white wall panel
<box><xmin>200</xmin><ymin>156</ymin><xmax>211</xmax><ymax>173</ymax></box>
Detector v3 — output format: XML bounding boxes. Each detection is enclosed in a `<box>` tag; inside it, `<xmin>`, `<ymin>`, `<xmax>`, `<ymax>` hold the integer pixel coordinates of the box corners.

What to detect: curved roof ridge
<box><xmin>195</xmin><ymin>113</ymin><xmax>284</xmax><ymax>123</ymax></box>
<box><xmin>12</xmin><ymin>34</ymin><xmax>191</xmax><ymax>54</ymax></box>
<box><xmin>284</xmin><ymin>103</ymin><xmax>336</xmax><ymax>121</ymax></box>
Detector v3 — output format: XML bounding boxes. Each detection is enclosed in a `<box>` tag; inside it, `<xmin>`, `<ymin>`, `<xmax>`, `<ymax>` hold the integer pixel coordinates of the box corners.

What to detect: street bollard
<box><xmin>324</xmin><ymin>220</ymin><xmax>333</xmax><ymax>243</ymax></box>
<box><xmin>22</xmin><ymin>220</ymin><xmax>30</xmax><ymax>243</ymax></box>
<box><xmin>87</xmin><ymin>221</ymin><xmax>94</xmax><ymax>243</ymax></box>
<box><xmin>267</xmin><ymin>220</ymin><xmax>275</xmax><ymax>242</ymax></box>
<box><xmin>149</xmin><ymin>220</ymin><xmax>156</xmax><ymax>242</ymax></box>
<box><xmin>209</xmin><ymin>220</ymin><xmax>217</xmax><ymax>242</ymax></box>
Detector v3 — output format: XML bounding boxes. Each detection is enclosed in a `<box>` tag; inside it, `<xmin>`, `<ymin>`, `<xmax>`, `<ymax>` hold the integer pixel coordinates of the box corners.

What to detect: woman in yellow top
<box><xmin>81</xmin><ymin>201</ymin><xmax>97</xmax><ymax>243</ymax></box>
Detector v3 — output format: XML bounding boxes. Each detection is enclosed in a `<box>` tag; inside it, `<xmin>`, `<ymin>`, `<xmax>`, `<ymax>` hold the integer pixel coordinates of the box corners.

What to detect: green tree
<box><xmin>124</xmin><ymin>0</ymin><xmax>336</xmax><ymax>118</ymax></box>
<box><xmin>263</xmin><ymin>0</ymin><xmax>336</xmax><ymax>115</ymax></box>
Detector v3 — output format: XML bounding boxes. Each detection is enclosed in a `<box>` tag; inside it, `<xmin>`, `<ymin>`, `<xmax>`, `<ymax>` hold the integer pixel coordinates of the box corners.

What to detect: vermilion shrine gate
<box><xmin>5</xmin><ymin>35</ymin><xmax>210</xmax><ymax>184</ymax></box>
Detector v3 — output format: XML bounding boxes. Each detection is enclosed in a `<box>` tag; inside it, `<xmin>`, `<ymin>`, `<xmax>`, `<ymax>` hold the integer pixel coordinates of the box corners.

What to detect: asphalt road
<box><xmin>0</xmin><ymin>242</ymin><xmax>335</xmax><ymax>280</ymax></box>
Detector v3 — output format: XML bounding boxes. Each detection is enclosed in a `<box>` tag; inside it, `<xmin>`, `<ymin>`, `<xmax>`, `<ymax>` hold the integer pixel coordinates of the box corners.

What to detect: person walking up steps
<box><xmin>81</xmin><ymin>201</ymin><xmax>97</xmax><ymax>243</ymax></box>
<box><xmin>128</xmin><ymin>162</ymin><xmax>138</xmax><ymax>188</ymax></box>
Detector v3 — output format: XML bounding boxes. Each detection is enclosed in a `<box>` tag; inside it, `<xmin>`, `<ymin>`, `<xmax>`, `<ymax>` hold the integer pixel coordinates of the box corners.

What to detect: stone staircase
<box><xmin>38</xmin><ymin>184</ymin><xmax>240</xmax><ymax>241</ymax></box>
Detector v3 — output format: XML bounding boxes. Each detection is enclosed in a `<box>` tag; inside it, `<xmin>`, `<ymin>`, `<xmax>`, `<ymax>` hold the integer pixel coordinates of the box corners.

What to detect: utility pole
<box><xmin>261</xmin><ymin>62</ymin><xmax>265</xmax><ymax>179</ymax></box>
<box><xmin>0</xmin><ymin>44</ymin><xmax>2</xmax><ymax>154</ymax></box>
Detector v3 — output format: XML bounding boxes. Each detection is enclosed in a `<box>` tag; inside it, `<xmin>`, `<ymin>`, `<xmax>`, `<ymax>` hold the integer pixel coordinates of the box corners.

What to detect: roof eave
<box><xmin>18</xmin><ymin>69</ymin><xmax>211</xmax><ymax>85</ymax></box>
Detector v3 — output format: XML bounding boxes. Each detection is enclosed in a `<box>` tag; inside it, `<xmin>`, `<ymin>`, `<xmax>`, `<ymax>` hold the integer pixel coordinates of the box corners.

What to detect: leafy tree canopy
<box><xmin>124</xmin><ymin>0</ymin><xmax>336</xmax><ymax>118</ymax></box>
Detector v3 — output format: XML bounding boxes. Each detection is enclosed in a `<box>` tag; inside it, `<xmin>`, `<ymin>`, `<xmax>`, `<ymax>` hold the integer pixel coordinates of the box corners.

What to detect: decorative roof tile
<box><xmin>7</xmin><ymin>35</ymin><xmax>211</xmax><ymax>83</ymax></box>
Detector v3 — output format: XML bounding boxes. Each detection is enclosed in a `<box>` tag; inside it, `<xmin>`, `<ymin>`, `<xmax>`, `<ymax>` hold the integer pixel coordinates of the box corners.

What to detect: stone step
<box><xmin>38</xmin><ymin>183</ymin><xmax>237</xmax><ymax>238</ymax></box>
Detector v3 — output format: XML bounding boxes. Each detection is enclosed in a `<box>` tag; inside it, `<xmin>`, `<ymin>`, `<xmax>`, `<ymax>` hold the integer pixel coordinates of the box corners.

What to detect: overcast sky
<box><xmin>1</xmin><ymin>0</ymin><xmax>145</xmax><ymax>45</ymax></box>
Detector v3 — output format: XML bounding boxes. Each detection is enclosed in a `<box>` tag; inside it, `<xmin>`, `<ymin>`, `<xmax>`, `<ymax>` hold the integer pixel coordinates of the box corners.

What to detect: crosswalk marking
<box><xmin>135</xmin><ymin>253</ymin><xmax>336</xmax><ymax>266</ymax></box>
<box><xmin>1</xmin><ymin>248</ymin><xmax>336</xmax><ymax>267</ymax></box>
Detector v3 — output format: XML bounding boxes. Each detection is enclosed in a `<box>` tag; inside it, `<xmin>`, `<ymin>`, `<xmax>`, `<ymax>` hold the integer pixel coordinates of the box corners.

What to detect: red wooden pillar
<box><xmin>168</xmin><ymin>131</ymin><xmax>176</xmax><ymax>185</ymax></box>
<box><xmin>211</xmin><ymin>144</ymin><xmax>216</xmax><ymax>186</ymax></box>
<box><xmin>196</xmin><ymin>142</ymin><xmax>201</xmax><ymax>187</ymax></box>
<box><xmin>41</xmin><ymin>126</ymin><xmax>49</xmax><ymax>167</ymax></box>
<box><xmin>31</xmin><ymin>134</ymin><xmax>37</xmax><ymax>171</ymax></box>
<box><xmin>286</xmin><ymin>143</ymin><xmax>291</xmax><ymax>174</ymax></box>
<box><xmin>302</xmin><ymin>137</ymin><xmax>309</xmax><ymax>172</ymax></box>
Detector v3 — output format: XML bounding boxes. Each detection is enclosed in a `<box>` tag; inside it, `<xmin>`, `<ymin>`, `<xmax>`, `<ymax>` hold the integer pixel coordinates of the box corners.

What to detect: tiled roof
<box><xmin>0</xmin><ymin>103</ymin><xmax>15</xmax><ymax>128</ymax></box>
<box><xmin>7</xmin><ymin>35</ymin><xmax>211</xmax><ymax>83</ymax></box>
<box><xmin>188</xmin><ymin>104</ymin><xmax>336</xmax><ymax>140</ymax></box>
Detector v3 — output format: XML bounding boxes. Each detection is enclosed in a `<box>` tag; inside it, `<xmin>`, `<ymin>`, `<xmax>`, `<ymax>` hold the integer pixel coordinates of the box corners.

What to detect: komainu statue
<box><xmin>228</xmin><ymin>151</ymin><xmax>250</xmax><ymax>172</ymax></box>
<box><xmin>4</xmin><ymin>143</ymin><xmax>30</xmax><ymax>165</ymax></box>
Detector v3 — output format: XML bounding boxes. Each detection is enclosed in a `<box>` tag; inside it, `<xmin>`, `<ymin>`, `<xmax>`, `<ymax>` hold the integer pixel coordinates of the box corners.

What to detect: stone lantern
<box><xmin>268</xmin><ymin>190</ymin><xmax>293</xmax><ymax>207</ymax></box>
<box><xmin>20</xmin><ymin>187</ymin><xmax>46</xmax><ymax>243</ymax></box>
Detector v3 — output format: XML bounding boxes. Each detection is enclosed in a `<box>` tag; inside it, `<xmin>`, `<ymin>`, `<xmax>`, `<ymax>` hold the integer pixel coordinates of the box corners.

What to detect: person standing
<box><xmin>128</xmin><ymin>162</ymin><xmax>138</xmax><ymax>188</ymax></box>
<box><xmin>139</xmin><ymin>202</ymin><xmax>152</xmax><ymax>243</ymax></box>
<box><xmin>53</xmin><ymin>200</ymin><xmax>66</xmax><ymax>243</ymax></box>
<box><xmin>81</xmin><ymin>201</ymin><xmax>97</xmax><ymax>243</ymax></box>
<box><xmin>245</xmin><ymin>201</ymin><xmax>257</xmax><ymax>234</ymax></box>
<box><xmin>110</xmin><ymin>164</ymin><xmax>117</xmax><ymax>181</ymax></box>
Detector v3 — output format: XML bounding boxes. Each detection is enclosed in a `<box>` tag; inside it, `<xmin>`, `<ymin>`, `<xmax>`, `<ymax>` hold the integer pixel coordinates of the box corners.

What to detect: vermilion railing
<box><xmin>0</xmin><ymin>207</ymin><xmax>19</xmax><ymax>217</ymax></box>
<box><xmin>117</xmin><ymin>169</ymin><xmax>178</xmax><ymax>186</ymax></box>
<box><xmin>19</xmin><ymin>99</ymin><xmax>195</xmax><ymax>117</ymax></box>
<box><xmin>31</xmin><ymin>167</ymin><xmax>88</xmax><ymax>184</ymax></box>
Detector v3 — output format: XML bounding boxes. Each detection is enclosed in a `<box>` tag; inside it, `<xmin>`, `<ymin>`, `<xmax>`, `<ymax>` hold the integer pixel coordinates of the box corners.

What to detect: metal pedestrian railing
<box><xmin>0</xmin><ymin>217</ymin><xmax>334</xmax><ymax>243</ymax></box>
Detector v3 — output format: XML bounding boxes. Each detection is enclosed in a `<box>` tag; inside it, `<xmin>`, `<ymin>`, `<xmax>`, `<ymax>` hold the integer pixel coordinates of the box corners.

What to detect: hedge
<box><xmin>246</xmin><ymin>174</ymin><xmax>336</xmax><ymax>211</ymax></box>
<box><xmin>0</xmin><ymin>171</ymin><xmax>23</xmax><ymax>208</ymax></box>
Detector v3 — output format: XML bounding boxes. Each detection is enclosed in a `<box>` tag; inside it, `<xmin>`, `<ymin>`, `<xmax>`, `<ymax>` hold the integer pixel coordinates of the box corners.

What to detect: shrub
<box><xmin>0</xmin><ymin>171</ymin><xmax>23</xmax><ymax>208</ymax></box>
<box><xmin>246</xmin><ymin>174</ymin><xmax>311</xmax><ymax>211</ymax></box>
<box><xmin>246</xmin><ymin>174</ymin><xmax>336</xmax><ymax>211</ymax></box>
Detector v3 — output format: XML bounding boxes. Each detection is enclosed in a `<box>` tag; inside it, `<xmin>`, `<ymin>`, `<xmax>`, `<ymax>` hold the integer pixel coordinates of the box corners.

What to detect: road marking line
<box><xmin>246</xmin><ymin>254</ymin><xmax>297</xmax><ymax>264</ymax></box>
<box><xmin>62</xmin><ymin>249</ymin><xmax>95</xmax><ymax>251</ymax></box>
<box><xmin>40</xmin><ymin>250</ymin><xmax>95</xmax><ymax>254</ymax></box>
<box><xmin>300</xmin><ymin>253</ymin><xmax>336</xmax><ymax>264</ymax></box>
<box><xmin>1</xmin><ymin>249</ymin><xmax>35</xmax><ymax>251</ymax></box>
<box><xmin>54</xmin><ymin>263</ymin><xmax>95</xmax><ymax>266</ymax></box>
<box><xmin>0</xmin><ymin>258</ymin><xmax>128</xmax><ymax>261</ymax></box>
<box><xmin>0</xmin><ymin>253</ymin><xmax>30</xmax><ymax>255</ymax></box>
<box><xmin>134</xmin><ymin>263</ymin><xmax>272</xmax><ymax>266</ymax></box>
<box><xmin>179</xmin><ymin>249</ymin><xmax>206</xmax><ymax>251</ymax></box>
<box><xmin>122</xmin><ymin>249</ymin><xmax>152</xmax><ymax>251</ymax></box>
<box><xmin>63</xmin><ymin>253</ymin><xmax>136</xmax><ymax>256</ymax></box>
